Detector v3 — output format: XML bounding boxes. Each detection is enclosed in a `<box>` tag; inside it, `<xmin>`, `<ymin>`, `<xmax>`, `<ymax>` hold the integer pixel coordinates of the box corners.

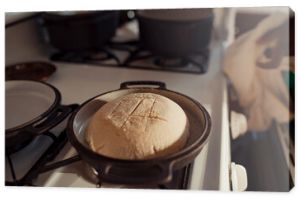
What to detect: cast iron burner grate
<box><xmin>124</xmin><ymin>47</ymin><xmax>209</xmax><ymax>73</ymax></box>
<box><xmin>51</xmin><ymin>49</ymin><xmax>121</xmax><ymax>65</ymax></box>
<box><xmin>154</xmin><ymin>57</ymin><xmax>189</xmax><ymax>68</ymax></box>
<box><xmin>50</xmin><ymin>41</ymin><xmax>209</xmax><ymax>74</ymax></box>
<box><xmin>5</xmin><ymin>104</ymin><xmax>79</xmax><ymax>186</ymax></box>
<box><xmin>85</xmin><ymin>163</ymin><xmax>192</xmax><ymax>189</ymax></box>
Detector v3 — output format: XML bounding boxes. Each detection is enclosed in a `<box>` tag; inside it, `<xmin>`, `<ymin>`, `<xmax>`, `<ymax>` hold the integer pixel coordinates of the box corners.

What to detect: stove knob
<box><xmin>230</xmin><ymin>162</ymin><xmax>248</xmax><ymax>191</ymax></box>
<box><xmin>230</xmin><ymin>111</ymin><xmax>248</xmax><ymax>139</ymax></box>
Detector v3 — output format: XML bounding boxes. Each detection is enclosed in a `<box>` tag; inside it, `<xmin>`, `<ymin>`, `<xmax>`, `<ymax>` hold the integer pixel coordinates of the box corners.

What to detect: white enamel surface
<box><xmin>5</xmin><ymin>81</ymin><xmax>56</xmax><ymax>129</ymax></box>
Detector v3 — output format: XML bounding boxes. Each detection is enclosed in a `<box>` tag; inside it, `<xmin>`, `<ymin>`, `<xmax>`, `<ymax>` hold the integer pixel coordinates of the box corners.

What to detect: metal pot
<box><xmin>40</xmin><ymin>11</ymin><xmax>120</xmax><ymax>51</ymax></box>
<box><xmin>5</xmin><ymin>80</ymin><xmax>72</xmax><ymax>154</ymax></box>
<box><xmin>67</xmin><ymin>81</ymin><xmax>211</xmax><ymax>185</ymax></box>
<box><xmin>137</xmin><ymin>9</ymin><xmax>214</xmax><ymax>58</ymax></box>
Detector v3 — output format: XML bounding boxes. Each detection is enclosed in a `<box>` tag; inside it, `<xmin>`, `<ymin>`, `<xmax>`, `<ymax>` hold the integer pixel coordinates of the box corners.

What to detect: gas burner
<box><xmin>79</xmin><ymin>158</ymin><xmax>192</xmax><ymax>189</ymax></box>
<box><xmin>50</xmin><ymin>41</ymin><xmax>209</xmax><ymax>74</ymax></box>
<box><xmin>88</xmin><ymin>52</ymin><xmax>109</xmax><ymax>60</ymax></box>
<box><xmin>51</xmin><ymin>49</ymin><xmax>121</xmax><ymax>65</ymax></box>
<box><xmin>124</xmin><ymin>48</ymin><xmax>209</xmax><ymax>73</ymax></box>
<box><xmin>154</xmin><ymin>57</ymin><xmax>188</xmax><ymax>68</ymax></box>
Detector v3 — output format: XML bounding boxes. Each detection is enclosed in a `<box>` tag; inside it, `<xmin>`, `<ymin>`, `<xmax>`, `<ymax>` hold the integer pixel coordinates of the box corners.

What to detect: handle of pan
<box><xmin>96</xmin><ymin>161</ymin><xmax>174</xmax><ymax>185</ymax></box>
<box><xmin>120</xmin><ymin>80</ymin><xmax>166</xmax><ymax>89</ymax></box>
<box><xmin>25</xmin><ymin>105</ymin><xmax>72</xmax><ymax>135</ymax></box>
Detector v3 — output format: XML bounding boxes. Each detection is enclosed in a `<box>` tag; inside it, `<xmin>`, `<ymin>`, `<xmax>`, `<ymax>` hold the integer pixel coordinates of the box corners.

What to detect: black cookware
<box><xmin>40</xmin><ymin>11</ymin><xmax>119</xmax><ymax>51</ymax></box>
<box><xmin>67</xmin><ymin>81</ymin><xmax>211</xmax><ymax>185</ymax></box>
<box><xmin>137</xmin><ymin>8</ymin><xmax>214</xmax><ymax>58</ymax></box>
<box><xmin>5</xmin><ymin>80</ymin><xmax>72</xmax><ymax>154</ymax></box>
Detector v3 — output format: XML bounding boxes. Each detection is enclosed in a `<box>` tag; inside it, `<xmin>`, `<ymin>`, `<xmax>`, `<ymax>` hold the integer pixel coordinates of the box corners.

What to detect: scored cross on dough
<box><xmin>108</xmin><ymin>95</ymin><xmax>167</xmax><ymax>131</ymax></box>
<box><xmin>85</xmin><ymin>93</ymin><xmax>189</xmax><ymax>160</ymax></box>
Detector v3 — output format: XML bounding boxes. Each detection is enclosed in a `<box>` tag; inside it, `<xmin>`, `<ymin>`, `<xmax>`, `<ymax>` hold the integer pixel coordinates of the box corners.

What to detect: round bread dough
<box><xmin>85</xmin><ymin>92</ymin><xmax>189</xmax><ymax>160</ymax></box>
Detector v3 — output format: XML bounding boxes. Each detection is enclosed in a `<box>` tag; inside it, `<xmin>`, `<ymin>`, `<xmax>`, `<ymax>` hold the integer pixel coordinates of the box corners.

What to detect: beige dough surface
<box><xmin>85</xmin><ymin>93</ymin><xmax>189</xmax><ymax>160</ymax></box>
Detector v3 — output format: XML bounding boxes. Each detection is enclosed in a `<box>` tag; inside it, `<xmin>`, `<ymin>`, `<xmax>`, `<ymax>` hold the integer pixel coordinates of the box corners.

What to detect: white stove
<box><xmin>5</xmin><ymin>8</ymin><xmax>247</xmax><ymax>191</ymax></box>
<box><xmin>34</xmin><ymin>40</ymin><xmax>230</xmax><ymax>190</ymax></box>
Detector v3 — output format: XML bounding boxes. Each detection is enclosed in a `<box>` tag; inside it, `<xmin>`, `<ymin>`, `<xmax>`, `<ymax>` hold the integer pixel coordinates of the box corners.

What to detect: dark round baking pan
<box><xmin>67</xmin><ymin>81</ymin><xmax>211</xmax><ymax>185</ymax></box>
<box><xmin>5</xmin><ymin>80</ymin><xmax>72</xmax><ymax>154</ymax></box>
<box><xmin>5</xmin><ymin>61</ymin><xmax>56</xmax><ymax>81</ymax></box>
<box><xmin>137</xmin><ymin>8</ymin><xmax>214</xmax><ymax>58</ymax></box>
<box><xmin>40</xmin><ymin>11</ymin><xmax>120</xmax><ymax>51</ymax></box>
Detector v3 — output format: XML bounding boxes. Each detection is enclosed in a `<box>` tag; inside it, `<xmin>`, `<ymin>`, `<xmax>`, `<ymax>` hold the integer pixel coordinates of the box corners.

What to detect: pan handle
<box><xmin>120</xmin><ymin>81</ymin><xmax>166</xmax><ymax>89</ymax></box>
<box><xmin>25</xmin><ymin>105</ymin><xmax>72</xmax><ymax>135</ymax></box>
<box><xmin>96</xmin><ymin>161</ymin><xmax>174</xmax><ymax>184</ymax></box>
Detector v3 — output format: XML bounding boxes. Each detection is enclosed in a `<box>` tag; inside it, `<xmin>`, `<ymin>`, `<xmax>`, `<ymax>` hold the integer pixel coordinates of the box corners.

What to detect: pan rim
<box><xmin>67</xmin><ymin>86</ymin><xmax>211</xmax><ymax>165</ymax></box>
<box><xmin>5</xmin><ymin>80</ymin><xmax>61</xmax><ymax>134</ymax></box>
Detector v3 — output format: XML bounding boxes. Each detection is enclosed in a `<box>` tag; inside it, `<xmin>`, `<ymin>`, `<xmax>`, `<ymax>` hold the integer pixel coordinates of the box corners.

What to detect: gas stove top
<box><xmin>49</xmin><ymin>21</ymin><xmax>209</xmax><ymax>74</ymax></box>
<box><xmin>5</xmin><ymin>103</ymin><xmax>192</xmax><ymax>189</ymax></box>
<box><xmin>5</xmin><ymin>60</ymin><xmax>230</xmax><ymax>190</ymax></box>
<box><xmin>5</xmin><ymin>35</ymin><xmax>232</xmax><ymax>191</ymax></box>
<box><xmin>5</xmin><ymin>8</ymin><xmax>236</xmax><ymax>189</ymax></box>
